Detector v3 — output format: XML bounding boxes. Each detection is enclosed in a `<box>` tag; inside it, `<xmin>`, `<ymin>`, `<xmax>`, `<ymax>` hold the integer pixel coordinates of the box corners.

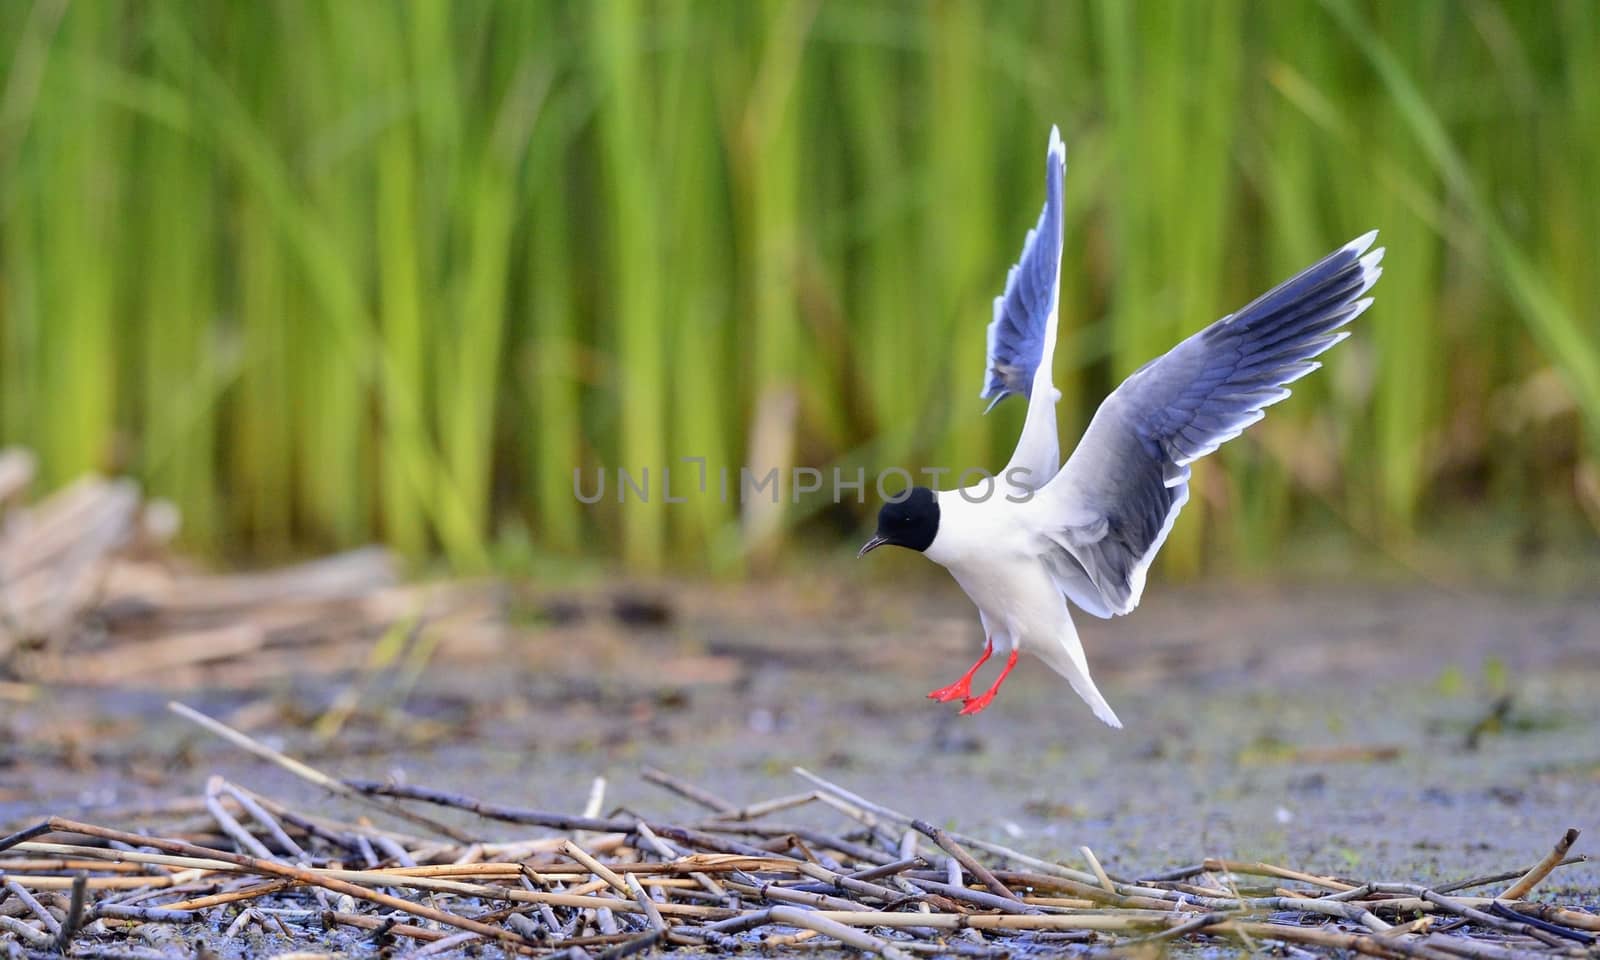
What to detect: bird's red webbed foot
<box><xmin>958</xmin><ymin>649</ymin><xmax>1020</xmax><ymax>715</ymax></box>
<box><xmin>927</xmin><ymin>638</ymin><xmax>994</xmax><ymax>702</ymax></box>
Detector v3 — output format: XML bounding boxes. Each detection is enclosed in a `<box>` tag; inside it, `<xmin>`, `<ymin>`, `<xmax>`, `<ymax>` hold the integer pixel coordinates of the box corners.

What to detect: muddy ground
<box><xmin>5</xmin><ymin>574</ymin><xmax>1598</xmax><ymax>900</ymax></box>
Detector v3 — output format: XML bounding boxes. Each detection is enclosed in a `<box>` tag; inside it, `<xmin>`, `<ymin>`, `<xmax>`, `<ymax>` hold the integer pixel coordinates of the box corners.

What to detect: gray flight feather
<box><xmin>982</xmin><ymin>127</ymin><xmax>1066</xmax><ymax>410</ymax></box>
<box><xmin>1043</xmin><ymin>230</ymin><xmax>1385</xmax><ymax>617</ymax></box>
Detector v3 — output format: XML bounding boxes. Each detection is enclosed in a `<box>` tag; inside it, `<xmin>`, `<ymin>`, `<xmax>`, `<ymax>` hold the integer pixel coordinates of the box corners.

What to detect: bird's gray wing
<box><xmin>983</xmin><ymin>126</ymin><xmax>1066</xmax><ymax>492</ymax></box>
<box><xmin>1039</xmin><ymin>231</ymin><xmax>1384</xmax><ymax>616</ymax></box>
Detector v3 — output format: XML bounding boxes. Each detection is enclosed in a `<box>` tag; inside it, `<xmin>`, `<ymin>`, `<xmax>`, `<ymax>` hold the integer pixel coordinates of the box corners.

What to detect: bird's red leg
<box><xmin>927</xmin><ymin>638</ymin><xmax>993</xmax><ymax>702</ymax></box>
<box><xmin>958</xmin><ymin>649</ymin><xmax>1020</xmax><ymax>715</ymax></box>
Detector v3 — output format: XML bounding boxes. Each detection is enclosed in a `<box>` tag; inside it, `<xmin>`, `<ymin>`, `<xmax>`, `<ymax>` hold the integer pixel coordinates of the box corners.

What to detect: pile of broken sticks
<box><xmin>1</xmin><ymin>705</ymin><xmax>1594</xmax><ymax>959</ymax></box>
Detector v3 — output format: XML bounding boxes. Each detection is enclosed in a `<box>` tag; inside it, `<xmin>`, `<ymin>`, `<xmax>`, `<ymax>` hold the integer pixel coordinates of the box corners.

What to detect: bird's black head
<box><xmin>858</xmin><ymin>486</ymin><xmax>940</xmax><ymax>557</ymax></box>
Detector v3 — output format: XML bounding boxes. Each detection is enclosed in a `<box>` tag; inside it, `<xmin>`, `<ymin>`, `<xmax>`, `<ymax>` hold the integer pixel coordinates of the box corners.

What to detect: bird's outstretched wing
<box><xmin>1039</xmin><ymin>231</ymin><xmax>1384</xmax><ymax>616</ymax></box>
<box><xmin>983</xmin><ymin>126</ymin><xmax>1066</xmax><ymax>492</ymax></box>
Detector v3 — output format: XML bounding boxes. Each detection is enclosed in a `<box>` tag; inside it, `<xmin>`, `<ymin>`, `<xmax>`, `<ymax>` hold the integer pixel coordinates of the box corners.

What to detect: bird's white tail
<box><xmin>1029</xmin><ymin>620</ymin><xmax>1122</xmax><ymax>728</ymax></box>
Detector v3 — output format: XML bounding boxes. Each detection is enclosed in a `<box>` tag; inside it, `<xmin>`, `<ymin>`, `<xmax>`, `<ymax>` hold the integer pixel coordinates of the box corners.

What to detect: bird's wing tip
<box><xmin>1347</xmin><ymin>228</ymin><xmax>1380</xmax><ymax>254</ymax></box>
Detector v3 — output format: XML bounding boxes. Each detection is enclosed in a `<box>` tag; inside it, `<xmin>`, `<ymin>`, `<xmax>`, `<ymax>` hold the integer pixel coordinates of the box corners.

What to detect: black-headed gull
<box><xmin>858</xmin><ymin>127</ymin><xmax>1383</xmax><ymax>723</ymax></box>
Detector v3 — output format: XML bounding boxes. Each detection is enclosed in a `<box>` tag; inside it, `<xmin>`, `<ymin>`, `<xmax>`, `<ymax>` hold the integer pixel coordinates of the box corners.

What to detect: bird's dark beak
<box><xmin>857</xmin><ymin>533</ymin><xmax>890</xmax><ymax>558</ymax></box>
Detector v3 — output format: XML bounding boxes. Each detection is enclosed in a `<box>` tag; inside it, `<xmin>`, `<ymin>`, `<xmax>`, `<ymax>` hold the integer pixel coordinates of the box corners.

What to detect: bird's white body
<box><xmin>928</xmin><ymin>486</ymin><xmax>1121</xmax><ymax>726</ymax></box>
<box><xmin>861</xmin><ymin>125</ymin><xmax>1382</xmax><ymax>724</ymax></box>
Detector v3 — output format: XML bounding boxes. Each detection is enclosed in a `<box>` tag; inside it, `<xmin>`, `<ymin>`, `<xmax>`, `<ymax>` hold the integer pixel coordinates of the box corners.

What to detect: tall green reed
<box><xmin>0</xmin><ymin>0</ymin><xmax>1594</xmax><ymax>576</ymax></box>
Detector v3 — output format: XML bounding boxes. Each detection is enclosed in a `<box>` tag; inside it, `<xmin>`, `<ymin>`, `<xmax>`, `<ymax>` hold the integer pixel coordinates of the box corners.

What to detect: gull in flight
<box><xmin>858</xmin><ymin>127</ymin><xmax>1383</xmax><ymax>724</ymax></box>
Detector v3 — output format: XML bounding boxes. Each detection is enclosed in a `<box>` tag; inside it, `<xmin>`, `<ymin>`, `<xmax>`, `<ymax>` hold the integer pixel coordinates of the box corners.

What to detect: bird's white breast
<box><xmin>925</xmin><ymin>487</ymin><xmax>1064</xmax><ymax>650</ymax></box>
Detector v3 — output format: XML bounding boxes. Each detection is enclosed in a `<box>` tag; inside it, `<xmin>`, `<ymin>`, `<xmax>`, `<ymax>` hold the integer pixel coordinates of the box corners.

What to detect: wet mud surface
<box><xmin>6</xmin><ymin>577</ymin><xmax>1599</xmax><ymax>899</ymax></box>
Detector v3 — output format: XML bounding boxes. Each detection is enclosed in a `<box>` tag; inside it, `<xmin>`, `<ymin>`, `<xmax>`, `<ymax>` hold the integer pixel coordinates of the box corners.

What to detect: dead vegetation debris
<box><xmin>0</xmin><ymin>702</ymin><xmax>1592</xmax><ymax>959</ymax></box>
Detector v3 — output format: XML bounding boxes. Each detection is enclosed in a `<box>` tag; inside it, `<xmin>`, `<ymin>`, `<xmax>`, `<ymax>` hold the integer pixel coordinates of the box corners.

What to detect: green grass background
<box><xmin>0</xmin><ymin>0</ymin><xmax>1596</xmax><ymax>576</ymax></box>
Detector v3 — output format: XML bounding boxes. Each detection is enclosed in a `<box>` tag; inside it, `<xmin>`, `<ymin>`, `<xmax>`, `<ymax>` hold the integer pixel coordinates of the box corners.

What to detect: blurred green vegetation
<box><xmin>0</xmin><ymin>1</ymin><xmax>1596</xmax><ymax>575</ymax></box>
